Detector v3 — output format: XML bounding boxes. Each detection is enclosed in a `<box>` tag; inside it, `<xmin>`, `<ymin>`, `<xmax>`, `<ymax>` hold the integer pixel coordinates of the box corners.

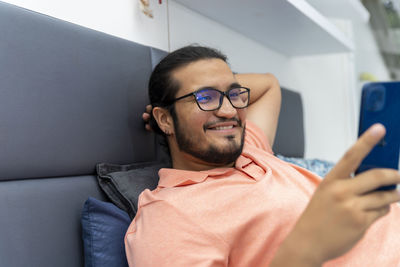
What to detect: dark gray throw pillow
<box><xmin>96</xmin><ymin>161</ymin><xmax>170</xmax><ymax>219</ymax></box>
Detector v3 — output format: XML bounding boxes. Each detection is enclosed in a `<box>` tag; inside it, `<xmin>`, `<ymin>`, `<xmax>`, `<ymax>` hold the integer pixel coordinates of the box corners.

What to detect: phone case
<box><xmin>355</xmin><ymin>82</ymin><xmax>400</xmax><ymax>190</ymax></box>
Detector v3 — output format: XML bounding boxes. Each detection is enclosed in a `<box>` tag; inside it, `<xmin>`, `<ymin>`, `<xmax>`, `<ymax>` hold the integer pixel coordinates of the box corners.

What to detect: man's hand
<box><xmin>142</xmin><ymin>104</ymin><xmax>153</xmax><ymax>131</ymax></box>
<box><xmin>271</xmin><ymin>123</ymin><xmax>400</xmax><ymax>266</ymax></box>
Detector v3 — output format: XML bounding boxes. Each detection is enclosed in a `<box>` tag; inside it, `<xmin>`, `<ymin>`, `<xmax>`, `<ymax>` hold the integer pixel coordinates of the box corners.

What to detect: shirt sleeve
<box><xmin>244</xmin><ymin>120</ymin><xmax>273</xmax><ymax>154</ymax></box>
<box><xmin>125</xmin><ymin>200</ymin><xmax>229</xmax><ymax>267</ymax></box>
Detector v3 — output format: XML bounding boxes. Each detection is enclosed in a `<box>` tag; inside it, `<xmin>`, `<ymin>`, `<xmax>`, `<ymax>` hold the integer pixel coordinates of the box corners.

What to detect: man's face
<box><xmin>170</xmin><ymin>58</ymin><xmax>247</xmax><ymax>166</ymax></box>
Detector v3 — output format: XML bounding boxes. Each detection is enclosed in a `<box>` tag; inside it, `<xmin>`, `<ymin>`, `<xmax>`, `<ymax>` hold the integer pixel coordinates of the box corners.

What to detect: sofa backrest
<box><xmin>0</xmin><ymin>1</ymin><xmax>166</xmax><ymax>266</ymax></box>
<box><xmin>0</xmin><ymin>3</ymin><xmax>166</xmax><ymax>180</ymax></box>
<box><xmin>0</xmin><ymin>1</ymin><xmax>304</xmax><ymax>266</ymax></box>
<box><xmin>273</xmin><ymin>88</ymin><xmax>305</xmax><ymax>157</ymax></box>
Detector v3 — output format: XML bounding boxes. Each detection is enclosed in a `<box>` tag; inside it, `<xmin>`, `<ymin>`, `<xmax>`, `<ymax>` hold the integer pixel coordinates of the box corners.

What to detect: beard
<box><xmin>172</xmin><ymin>112</ymin><xmax>245</xmax><ymax>165</ymax></box>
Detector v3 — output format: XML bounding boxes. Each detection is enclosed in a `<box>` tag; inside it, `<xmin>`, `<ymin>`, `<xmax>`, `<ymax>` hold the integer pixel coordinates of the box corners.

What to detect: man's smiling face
<box><xmin>169</xmin><ymin>58</ymin><xmax>247</xmax><ymax>166</ymax></box>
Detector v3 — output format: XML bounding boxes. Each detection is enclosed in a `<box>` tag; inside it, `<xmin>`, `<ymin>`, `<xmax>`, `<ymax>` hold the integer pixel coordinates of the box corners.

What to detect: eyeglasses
<box><xmin>171</xmin><ymin>87</ymin><xmax>250</xmax><ymax>111</ymax></box>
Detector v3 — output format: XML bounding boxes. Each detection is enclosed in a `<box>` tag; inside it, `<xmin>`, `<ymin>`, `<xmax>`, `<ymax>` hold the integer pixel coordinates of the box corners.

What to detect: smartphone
<box><xmin>355</xmin><ymin>82</ymin><xmax>400</xmax><ymax>191</ymax></box>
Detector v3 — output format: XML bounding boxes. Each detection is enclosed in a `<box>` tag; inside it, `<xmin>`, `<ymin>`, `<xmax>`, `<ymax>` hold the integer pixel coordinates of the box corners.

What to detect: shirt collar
<box><xmin>158</xmin><ymin>167</ymin><xmax>235</xmax><ymax>188</ymax></box>
<box><xmin>158</xmin><ymin>152</ymin><xmax>266</xmax><ymax>188</ymax></box>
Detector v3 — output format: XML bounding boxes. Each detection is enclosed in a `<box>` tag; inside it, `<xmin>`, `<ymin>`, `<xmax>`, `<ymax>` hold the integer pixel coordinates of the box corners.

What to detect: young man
<box><xmin>125</xmin><ymin>46</ymin><xmax>400</xmax><ymax>266</ymax></box>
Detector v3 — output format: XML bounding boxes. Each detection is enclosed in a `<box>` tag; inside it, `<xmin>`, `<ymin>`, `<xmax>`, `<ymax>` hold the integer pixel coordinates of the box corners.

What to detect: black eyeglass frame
<box><xmin>170</xmin><ymin>87</ymin><xmax>251</xmax><ymax>111</ymax></box>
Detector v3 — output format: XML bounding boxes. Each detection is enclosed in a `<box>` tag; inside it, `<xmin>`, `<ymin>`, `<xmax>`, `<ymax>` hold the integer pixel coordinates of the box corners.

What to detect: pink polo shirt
<box><xmin>125</xmin><ymin>121</ymin><xmax>400</xmax><ymax>266</ymax></box>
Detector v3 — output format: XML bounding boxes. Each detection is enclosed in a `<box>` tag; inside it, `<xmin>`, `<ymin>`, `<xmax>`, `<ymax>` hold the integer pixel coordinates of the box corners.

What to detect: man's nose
<box><xmin>215</xmin><ymin>96</ymin><xmax>236</xmax><ymax>118</ymax></box>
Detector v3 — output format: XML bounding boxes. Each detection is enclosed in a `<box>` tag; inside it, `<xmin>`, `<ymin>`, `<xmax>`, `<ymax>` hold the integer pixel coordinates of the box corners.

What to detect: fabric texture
<box><xmin>276</xmin><ymin>154</ymin><xmax>335</xmax><ymax>178</ymax></box>
<box><xmin>81</xmin><ymin>197</ymin><xmax>131</xmax><ymax>267</ymax></box>
<box><xmin>97</xmin><ymin>161</ymin><xmax>170</xmax><ymax>219</ymax></box>
<box><xmin>125</xmin><ymin>121</ymin><xmax>400</xmax><ymax>267</ymax></box>
<box><xmin>0</xmin><ymin>0</ymin><xmax>160</xmax><ymax>181</ymax></box>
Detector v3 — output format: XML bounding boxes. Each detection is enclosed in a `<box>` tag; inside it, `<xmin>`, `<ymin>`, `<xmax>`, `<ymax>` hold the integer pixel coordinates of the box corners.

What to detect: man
<box><xmin>125</xmin><ymin>46</ymin><xmax>400</xmax><ymax>266</ymax></box>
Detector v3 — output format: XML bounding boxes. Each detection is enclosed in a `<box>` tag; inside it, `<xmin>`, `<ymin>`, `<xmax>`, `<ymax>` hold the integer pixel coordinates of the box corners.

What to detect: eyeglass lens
<box><xmin>195</xmin><ymin>88</ymin><xmax>249</xmax><ymax>110</ymax></box>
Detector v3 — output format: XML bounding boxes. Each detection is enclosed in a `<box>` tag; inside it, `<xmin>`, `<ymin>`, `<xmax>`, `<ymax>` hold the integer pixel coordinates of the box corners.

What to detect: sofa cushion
<box><xmin>82</xmin><ymin>197</ymin><xmax>131</xmax><ymax>267</ymax></box>
<box><xmin>97</xmin><ymin>161</ymin><xmax>170</xmax><ymax>219</ymax></box>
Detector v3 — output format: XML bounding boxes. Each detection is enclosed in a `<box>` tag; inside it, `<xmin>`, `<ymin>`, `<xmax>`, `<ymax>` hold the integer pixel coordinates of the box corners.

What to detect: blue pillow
<box><xmin>81</xmin><ymin>197</ymin><xmax>131</xmax><ymax>267</ymax></box>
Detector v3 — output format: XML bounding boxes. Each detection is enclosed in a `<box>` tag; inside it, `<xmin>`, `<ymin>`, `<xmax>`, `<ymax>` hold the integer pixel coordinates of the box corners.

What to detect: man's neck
<box><xmin>170</xmin><ymin>150</ymin><xmax>235</xmax><ymax>171</ymax></box>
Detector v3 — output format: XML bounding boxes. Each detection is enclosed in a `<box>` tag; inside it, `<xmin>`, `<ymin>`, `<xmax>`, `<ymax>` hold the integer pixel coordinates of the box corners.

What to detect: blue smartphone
<box><xmin>355</xmin><ymin>82</ymin><xmax>400</xmax><ymax>191</ymax></box>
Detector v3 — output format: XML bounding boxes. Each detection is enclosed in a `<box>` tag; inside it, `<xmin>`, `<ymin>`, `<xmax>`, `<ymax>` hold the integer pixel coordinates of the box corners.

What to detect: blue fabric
<box><xmin>81</xmin><ymin>197</ymin><xmax>131</xmax><ymax>267</ymax></box>
<box><xmin>276</xmin><ymin>155</ymin><xmax>335</xmax><ymax>178</ymax></box>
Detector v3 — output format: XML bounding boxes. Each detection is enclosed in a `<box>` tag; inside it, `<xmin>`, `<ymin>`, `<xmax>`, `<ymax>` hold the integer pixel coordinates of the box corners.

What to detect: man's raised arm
<box><xmin>235</xmin><ymin>73</ymin><xmax>281</xmax><ymax>146</ymax></box>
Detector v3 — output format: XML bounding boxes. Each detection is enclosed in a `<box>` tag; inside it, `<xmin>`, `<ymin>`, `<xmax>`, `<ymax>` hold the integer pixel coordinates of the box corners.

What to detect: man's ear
<box><xmin>152</xmin><ymin>107</ymin><xmax>174</xmax><ymax>135</ymax></box>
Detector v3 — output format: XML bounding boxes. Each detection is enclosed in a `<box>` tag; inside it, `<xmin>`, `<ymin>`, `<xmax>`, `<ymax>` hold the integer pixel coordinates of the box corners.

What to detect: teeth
<box><xmin>215</xmin><ymin>126</ymin><xmax>233</xmax><ymax>130</ymax></box>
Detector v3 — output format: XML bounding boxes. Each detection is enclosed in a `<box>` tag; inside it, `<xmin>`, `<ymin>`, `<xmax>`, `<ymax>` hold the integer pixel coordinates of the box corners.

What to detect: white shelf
<box><xmin>172</xmin><ymin>0</ymin><xmax>355</xmax><ymax>56</ymax></box>
<box><xmin>306</xmin><ymin>0</ymin><xmax>370</xmax><ymax>23</ymax></box>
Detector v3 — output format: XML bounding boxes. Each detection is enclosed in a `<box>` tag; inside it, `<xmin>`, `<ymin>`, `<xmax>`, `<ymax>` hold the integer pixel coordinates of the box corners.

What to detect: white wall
<box><xmin>283</xmin><ymin>19</ymin><xmax>358</xmax><ymax>161</ymax></box>
<box><xmin>287</xmin><ymin>53</ymin><xmax>356</xmax><ymax>160</ymax></box>
<box><xmin>283</xmin><ymin>17</ymin><xmax>390</xmax><ymax>161</ymax></box>
<box><xmin>3</xmin><ymin>0</ymin><xmax>390</xmax><ymax>162</ymax></box>
<box><xmin>3</xmin><ymin>0</ymin><xmax>169</xmax><ymax>50</ymax></box>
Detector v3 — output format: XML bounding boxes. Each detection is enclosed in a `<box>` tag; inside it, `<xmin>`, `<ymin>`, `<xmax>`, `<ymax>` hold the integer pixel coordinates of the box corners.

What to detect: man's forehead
<box><xmin>172</xmin><ymin>58</ymin><xmax>236</xmax><ymax>94</ymax></box>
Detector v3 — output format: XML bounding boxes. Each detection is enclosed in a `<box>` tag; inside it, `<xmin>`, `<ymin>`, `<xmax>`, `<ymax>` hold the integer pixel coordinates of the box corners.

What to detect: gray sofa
<box><xmin>0</xmin><ymin>1</ymin><xmax>304</xmax><ymax>266</ymax></box>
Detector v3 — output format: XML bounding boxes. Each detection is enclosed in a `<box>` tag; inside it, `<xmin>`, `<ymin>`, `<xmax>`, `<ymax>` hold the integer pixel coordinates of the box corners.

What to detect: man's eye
<box><xmin>229</xmin><ymin>90</ymin><xmax>240</xmax><ymax>98</ymax></box>
<box><xmin>196</xmin><ymin>95</ymin><xmax>212</xmax><ymax>103</ymax></box>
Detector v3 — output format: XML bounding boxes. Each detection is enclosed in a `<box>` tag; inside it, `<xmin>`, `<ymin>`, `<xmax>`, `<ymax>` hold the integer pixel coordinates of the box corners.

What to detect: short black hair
<box><xmin>148</xmin><ymin>45</ymin><xmax>227</xmax><ymax>136</ymax></box>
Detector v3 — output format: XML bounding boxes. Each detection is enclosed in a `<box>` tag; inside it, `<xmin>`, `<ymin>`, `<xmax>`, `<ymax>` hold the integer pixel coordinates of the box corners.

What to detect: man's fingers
<box><xmin>142</xmin><ymin>105</ymin><xmax>153</xmax><ymax>132</ymax></box>
<box><xmin>349</xmin><ymin>169</ymin><xmax>400</xmax><ymax>195</ymax></box>
<box><xmin>358</xmin><ymin>188</ymin><xmax>400</xmax><ymax>210</ymax></box>
<box><xmin>142</xmin><ymin>112</ymin><xmax>150</xmax><ymax>121</ymax></box>
<box><xmin>325</xmin><ymin>123</ymin><xmax>386</xmax><ymax>181</ymax></box>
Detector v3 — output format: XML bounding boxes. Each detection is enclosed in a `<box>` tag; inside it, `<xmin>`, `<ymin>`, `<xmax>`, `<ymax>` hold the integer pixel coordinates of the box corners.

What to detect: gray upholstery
<box><xmin>0</xmin><ymin>1</ymin><xmax>168</xmax><ymax>180</ymax></box>
<box><xmin>0</xmin><ymin>176</ymin><xmax>105</xmax><ymax>267</ymax></box>
<box><xmin>0</xmin><ymin>1</ymin><xmax>304</xmax><ymax>266</ymax></box>
<box><xmin>0</xmin><ymin>1</ymin><xmax>166</xmax><ymax>266</ymax></box>
<box><xmin>273</xmin><ymin>88</ymin><xmax>305</xmax><ymax>157</ymax></box>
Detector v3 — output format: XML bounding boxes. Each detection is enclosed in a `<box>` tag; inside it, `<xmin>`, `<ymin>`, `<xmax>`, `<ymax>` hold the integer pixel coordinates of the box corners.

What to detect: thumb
<box><xmin>325</xmin><ymin>123</ymin><xmax>386</xmax><ymax>181</ymax></box>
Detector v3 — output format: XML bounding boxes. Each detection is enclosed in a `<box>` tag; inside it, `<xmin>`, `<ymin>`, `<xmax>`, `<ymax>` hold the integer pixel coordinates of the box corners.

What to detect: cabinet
<box><xmin>172</xmin><ymin>0</ymin><xmax>361</xmax><ymax>56</ymax></box>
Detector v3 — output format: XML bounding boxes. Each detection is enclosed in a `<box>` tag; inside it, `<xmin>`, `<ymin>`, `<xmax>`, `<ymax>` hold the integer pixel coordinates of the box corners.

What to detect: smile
<box><xmin>206</xmin><ymin>124</ymin><xmax>239</xmax><ymax>135</ymax></box>
<box><xmin>214</xmin><ymin>125</ymin><xmax>234</xmax><ymax>130</ymax></box>
<box><xmin>204</xmin><ymin>119</ymin><xmax>240</xmax><ymax>131</ymax></box>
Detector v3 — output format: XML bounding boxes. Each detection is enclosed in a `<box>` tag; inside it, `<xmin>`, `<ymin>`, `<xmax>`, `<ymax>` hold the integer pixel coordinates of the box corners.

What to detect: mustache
<box><xmin>203</xmin><ymin>118</ymin><xmax>243</xmax><ymax>130</ymax></box>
